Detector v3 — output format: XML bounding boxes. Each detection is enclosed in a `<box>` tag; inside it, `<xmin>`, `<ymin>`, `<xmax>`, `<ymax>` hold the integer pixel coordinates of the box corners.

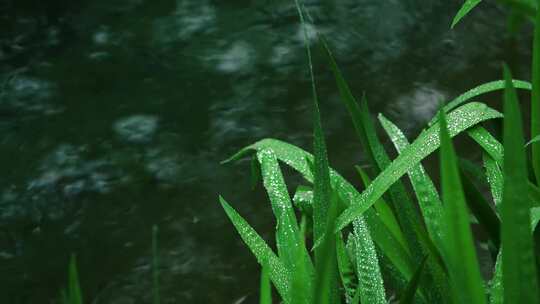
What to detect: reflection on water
<box><xmin>0</xmin><ymin>0</ymin><xmax>532</xmax><ymax>303</ymax></box>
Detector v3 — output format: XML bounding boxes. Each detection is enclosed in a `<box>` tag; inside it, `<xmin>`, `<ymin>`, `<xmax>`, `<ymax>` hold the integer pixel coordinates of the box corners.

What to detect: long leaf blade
<box><xmin>219</xmin><ymin>196</ymin><xmax>292</xmax><ymax>301</ymax></box>
<box><xmin>224</xmin><ymin>139</ymin><xmax>417</xmax><ymax>296</ymax></box>
<box><xmin>501</xmin><ymin>65</ymin><xmax>539</xmax><ymax>303</ymax></box>
<box><xmin>295</xmin><ymin>2</ymin><xmax>339</xmax><ymax>302</ymax></box>
<box><xmin>336</xmin><ymin>102</ymin><xmax>502</xmax><ymax>231</ymax></box>
<box><xmin>451</xmin><ymin>0</ymin><xmax>482</xmax><ymax>28</ymax></box>
<box><xmin>428</xmin><ymin>80</ymin><xmax>531</xmax><ymax>126</ymax></box>
<box><xmin>257</xmin><ymin>149</ymin><xmax>314</xmax><ymax>276</ymax></box>
<box><xmin>319</xmin><ymin>36</ymin><xmax>427</xmax><ymax>269</ymax></box>
<box><xmin>352</xmin><ymin>219</ymin><xmax>387</xmax><ymax>304</ymax></box>
<box><xmin>378</xmin><ymin>114</ymin><xmax>445</xmax><ymax>250</ymax></box>
<box><xmin>439</xmin><ymin>111</ymin><xmax>486</xmax><ymax>304</ymax></box>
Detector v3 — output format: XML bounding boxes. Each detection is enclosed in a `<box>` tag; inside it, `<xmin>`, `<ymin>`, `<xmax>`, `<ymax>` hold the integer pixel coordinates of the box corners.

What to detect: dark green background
<box><xmin>0</xmin><ymin>0</ymin><xmax>533</xmax><ymax>303</ymax></box>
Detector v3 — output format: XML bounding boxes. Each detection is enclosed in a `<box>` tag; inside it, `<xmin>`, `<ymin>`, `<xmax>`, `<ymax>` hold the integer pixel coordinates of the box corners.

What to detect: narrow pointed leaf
<box><xmin>501</xmin><ymin>65</ymin><xmax>539</xmax><ymax>303</ymax></box>
<box><xmin>68</xmin><ymin>254</ymin><xmax>83</xmax><ymax>304</ymax></box>
<box><xmin>336</xmin><ymin>102</ymin><xmax>502</xmax><ymax>231</ymax></box>
<box><xmin>468</xmin><ymin>126</ymin><xmax>540</xmax><ymax>207</ymax></box>
<box><xmin>355</xmin><ymin>166</ymin><xmax>406</xmax><ymax>249</ymax></box>
<box><xmin>439</xmin><ymin>111</ymin><xmax>486</xmax><ymax>304</ymax></box>
<box><xmin>291</xmin><ymin>217</ymin><xmax>309</xmax><ymax>304</ymax></box>
<box><xmin>224</xmin><ymin>139</ymin><xmax>417</xmax><ymax>290</ymax></box>
<box><xmin>295</xmin><ymin>2</ymin><xmax>339</xmax><ymax>302</ymax></box>
<box><xmin>257</xmin><ymin>148</ymin><xmax>314</xmax><ymax>277</ymax></box>
<box><xmin>319</xmin><ymin>37</ymin><xmax>427</xmax><ymax>267</ymax></box>
<box><xmin>378</xmin><ymin>114</ymin><xmax>444</xmax><ymax>250</ymax></box>
<box><xmin>352</xmin><ymin>219</ymin><xmax>387</xmax><ymax>304</ymax></box>
<box><xmin>483</xmin><ymin>153</ymin><xmax>503</xmax><ymax>208</ymax></box>
<box><xmin>428</xmin><ymin>80</ymin><xmax>531</xmax><ymax>126</ymax></box>
<box><xmin>313</xmin><ymin>192</ymin><xmax>340</xmax><ymax>304</ymax></box>
<box><xmin>220</xmin><ymin>196</ymin><xmax>292</xmax><ymax>301</ymax></box>
<box><xmin>451</xmin><ymin>0</ymin><xmax>482</xmax><ymax>28</ymax></box>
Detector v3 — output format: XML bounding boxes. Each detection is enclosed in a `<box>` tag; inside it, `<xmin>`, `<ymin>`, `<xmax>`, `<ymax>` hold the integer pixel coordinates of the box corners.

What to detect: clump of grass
<box><xmin>220</xmin><ymin>1</ymin><xmax>540</xmax><ymax>303</ymax></box>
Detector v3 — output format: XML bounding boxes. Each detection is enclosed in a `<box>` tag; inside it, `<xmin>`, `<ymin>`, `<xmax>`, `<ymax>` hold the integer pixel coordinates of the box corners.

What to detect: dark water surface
<box><xmin>0</xmin><ymin>0</ymin><xmax>533</xmax><ymax>303</ymax></box>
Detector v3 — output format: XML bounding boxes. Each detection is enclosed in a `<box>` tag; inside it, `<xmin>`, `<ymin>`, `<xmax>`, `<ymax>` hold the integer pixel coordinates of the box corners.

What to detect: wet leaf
<box><xmin>296</xmin><ymin>2</ymin><xmax>339</xmax><ymax>302</ymax></box>
<box><xmin>356</xmin><ymin>166</ymin><xmax>406</xmax><ymax>249</ymax></box>
<box><xmin>352</xmin><ymin>219</ymin><xmax>386</xmax><ymax>304</ymax></box>
<box><xmin>439</xmin><ymin>110</ymin><xmax>486</xmax><ymax>304</ymax></box>
<box><xmin>224</xmin><ymin>139</ymin><xmax>416</xmax><ymax>297</ymax></box>
<box><xmin>257</xmin><ymin>148</ymin><xmax>314</xmax><ymax>279</ymax></box>
<box><xmin>501</xmin><ymin>65</ymin><xmax>539</xmax><ymax>303</ymax></box>
<box><xmin>428</xmin><ymin>80</ymin><xmax>531</xmax><ymax>126</ymax></box>
<box><xmin>483</xmin><ymin>153</ymin><xmax>503</xmax><ymax>208</ymax></box>
<box><xmin>378</xmin><ymin>115</ymin><xmax>444</xmax><ymax>251</ymax></box>
<box><xmin>319</xmin><ymin>36</ymin><xmax>427</xmax><ymax>269</ymax></box>
<box><xmin>336</xmin><ymin>102</ymin><xmax>502</xmax><ymax>231</ymax></box>
<box><xmin>220</xmin><ymin>196</ymin><xmax>292</xmax><ymax>301</ymax></box>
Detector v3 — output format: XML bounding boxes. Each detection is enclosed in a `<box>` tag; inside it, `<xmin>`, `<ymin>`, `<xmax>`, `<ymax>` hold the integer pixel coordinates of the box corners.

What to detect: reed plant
<box><xmin>220</xmin><ymin>1</ymin><xmax>540</xmax><ymax>303</ymax></box>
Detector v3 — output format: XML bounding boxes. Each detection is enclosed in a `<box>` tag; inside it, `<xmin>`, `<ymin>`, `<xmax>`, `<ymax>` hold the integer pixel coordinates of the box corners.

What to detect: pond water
<box><xmin>0</xmin><ymin>0</ymin><xmax>533</xmax><ymax>303</ymax></box>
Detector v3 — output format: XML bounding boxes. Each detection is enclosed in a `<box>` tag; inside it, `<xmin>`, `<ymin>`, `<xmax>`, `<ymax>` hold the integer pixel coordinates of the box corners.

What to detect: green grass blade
<box><xmin>152</xmin><ymin>225</ymin><xmax>160</xmax><ymax>304</ymax></box>
<box><xmin>260</xmin><ymin>265</ymin><xmax>272</xmax><ymax>304</ymax></box>
<box><xmin>483</xmin><ymin>153</ymin><xmax>503</xmax><ymax>209</ymax></box>
<box><xmin>352</xmin><ymin>219</ymin><xmax>387</xmax><ymax>304</ymax></box>
<box><xmin>336</xmin><ymin>102</ymin><xmax>502</xmax><ymax>231</ymax></box>
<box><xmin>532</xmin><ymin>3</ymin><xmax>540</xmax><ymax>184</ymax></box>
<box><xmin>439</xmin><ymin>110</ymin><xmax>486</xmax><ymax>304</ymax></box>
<box><xmin>468</xmin><ymin>126</ymin><xmax>540</xmax><ymax>207</ymax></box>
<box><xmin>377</xmin><ymin>115</ymin><xmax>450</xmax><ymax>303</ymax></box>
<box><xmin>318</xmin><ymin>35</ymin><xmax>391</xmax><ymax>179</ymax></box>
<box><xmin>378</xmin><ymin>114</ymin><xmax>445</xmax><ymax>250</ymax></box>
<box><xmin>451</xmin><ymin>0</ymin><xmax>482</xmax><ymax>28</ymax></box>
<box><xmin>257</xmin><ymin>149</ymin><xmax>314</xmax><ymax>277</ymax></box>
<box><xmin>313</xmin><ymin>192</ymin><xmax>340</xmax><ymax>304</ymax></box>
<box><xmin>501</xmin><ymin>65</ymin><xmax>539</xmax><ymax>303</ymax></box>
<box><xmin>399</xmin><ymin>255</ymin><xmax>429</xmax><ymax>304</ymax></box>
<box><xmin>318</xmin><ymin>36</ymin><xmax>427</xmax><ymax>267</ymax></box>
<box><xmin>295</xmin><ymin>2</ymin><xmax>339</xmax><ymax>302</ymax></box>
<box><xmin>291</xmin><ymin>216</ymin><xmax>309</xmax><ymax>304</ymax></box>
<box><xmin>223</xmin><ymin>139</ymin><xmax>418</xmax><ymax>290</ymax></box>
<box><xmin>467</xmin><ymin>126</ymin><xmax>504</xmax><ymax>163</ymax></box>
<box><xmin>428</xmin><ymin>80</ymin><xmax>531</xmax><ymax>126</ymax></box>
<box><xmin>219</xmin><ymin>196</ymin><xmax>292</xmax><ymax>302</ymax></box>
<box><xmin>355</xmin><ymin>166</ymin><xmax>406</xmax><ymax>249</ymax></box>
<box><xmin>68</xmin><ymin>254</ymin><xmax>83</xmax><ymax>304</ymax></box>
